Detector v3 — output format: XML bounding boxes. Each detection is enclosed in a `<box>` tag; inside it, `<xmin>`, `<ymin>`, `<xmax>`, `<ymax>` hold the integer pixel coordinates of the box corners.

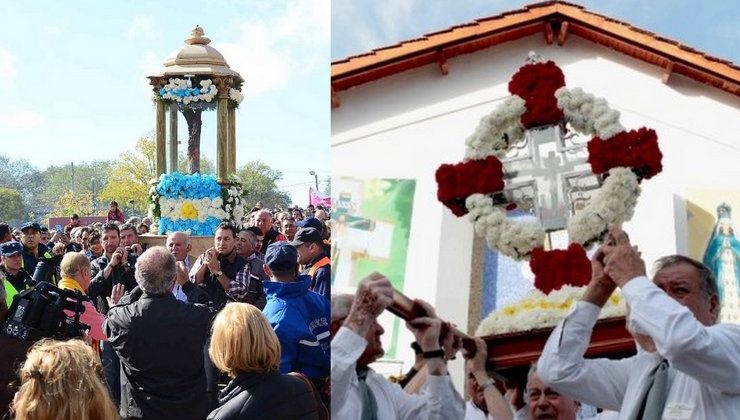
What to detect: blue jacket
<box><xmin>262</xmin><ymin>275</ymin><xmax>330</xmax><ymax>380</ymax></box>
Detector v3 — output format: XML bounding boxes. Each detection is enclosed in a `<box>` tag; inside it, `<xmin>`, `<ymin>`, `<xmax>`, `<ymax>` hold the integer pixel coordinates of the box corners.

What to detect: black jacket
<box><xmin>105</xmin><ymin>282</ymin><xmax>216</xmax><ymax>420</ymax></box>
<box><xmin>88</xmin><ymin>253</ymin><xmax>138</xmax><ymax>314</ymax></box>
<box><xmin>206</xmin><ymin>371</ymin><xmax>327</xmax><ymax>420</ymax></box>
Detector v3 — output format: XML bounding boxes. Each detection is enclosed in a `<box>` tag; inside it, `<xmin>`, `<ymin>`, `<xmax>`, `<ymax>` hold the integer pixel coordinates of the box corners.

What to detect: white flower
<box><xmin>475</xmin><ymin>286</ymin><xmax>625</xmax><ymax>336</ymax></box>
<box><xmin>567</xmin><ymin>168</ymin><xmax>640</xmax><ymax>245</ymax></box>
<box><xmin>212</xmin><ymin>197</ymin><xmax>223</xmax><ymax>208</ymax></box>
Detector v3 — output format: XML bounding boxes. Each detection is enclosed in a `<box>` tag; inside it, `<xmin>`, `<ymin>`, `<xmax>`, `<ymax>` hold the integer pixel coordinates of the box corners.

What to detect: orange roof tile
<box><xmin>331</xmin><ymin>1</ymin><xmax>740</xmax><ymax>97</ymax></box>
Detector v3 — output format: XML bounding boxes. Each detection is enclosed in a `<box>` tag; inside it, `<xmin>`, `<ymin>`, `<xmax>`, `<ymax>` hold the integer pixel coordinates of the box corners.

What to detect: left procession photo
<box><xmin>0</xmin><ymin>1</ymin><xmax>331</xmax><ymax>419</ymax></box>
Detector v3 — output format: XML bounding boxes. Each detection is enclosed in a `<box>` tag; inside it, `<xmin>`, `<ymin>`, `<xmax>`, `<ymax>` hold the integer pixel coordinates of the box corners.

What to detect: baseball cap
<box><xmin>296</xmin><ymin>217</ymin><xmax>322</xmax><ymax>230</ymax></box>
<box><xmin>264</xmin><ymin>242</ymin><xmax>298</xmax><ymax>272</ymax></box>
<box><xmin>0</xmin><ymin>241</ymin><xmax>23</xmax><ymax>256</ymax></box>
<box><xmin>20</xmin><ymin>222</ymin><xmax>41</xmax><ymax>232</ymax></box>
<box><xmin>290</xmin><ymin>228</ymin><xmax>322</xmax><ymax>246</ymax></box>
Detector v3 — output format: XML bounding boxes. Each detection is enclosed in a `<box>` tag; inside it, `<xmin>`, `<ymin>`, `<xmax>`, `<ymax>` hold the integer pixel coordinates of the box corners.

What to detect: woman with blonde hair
<box><xmin>12</xmin><ymin>339</ymin><xmax>118</xmax><ymax>420</ymax></box>
<box><xmin>207</xmin><ymin>302</ymin><xmax>327</xmax><ymax>420</ymax></box>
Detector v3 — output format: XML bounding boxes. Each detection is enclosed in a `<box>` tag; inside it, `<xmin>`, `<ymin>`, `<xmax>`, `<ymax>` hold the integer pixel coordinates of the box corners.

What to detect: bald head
<box><xmin>166</xmin><ymin>231</ymin><xmax>192</xmax><ymax>261</ymax></box>
<box><xmin>315</xmin><ymin>210</ymin><xmax>329</xmax><ymax>221</ymax></box>
<box><xmin>135</xmin><ymin>246</ymin><xmax>177</xmax><ymax>294</ymax></box>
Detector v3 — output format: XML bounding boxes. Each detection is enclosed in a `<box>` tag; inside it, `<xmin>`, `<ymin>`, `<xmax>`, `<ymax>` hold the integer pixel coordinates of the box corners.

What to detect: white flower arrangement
<box><xmin>460</xmin><ymin>77</ymin><xmax>640</xmax><ymax>260</ymax></box>
<box><xmin>158</xmin><ymin>196</ymin><xmax>229</xmax><ymax>222</ymax></box>
<box><xmin>567</xmin><ymin>168</ymin><xmax>640</xmax><ymax>245</ymax></box>
<box><xmin>223</xmin><ymin>174</ymin><xmax>248</xmax><ymax>227</ymax></box>
<box><xmin>475</xmin><ymin>285</ymin><xmax>626</xmax><ymax>336</ymax></box>
<box><xmin>229</xmin><ymin>88</ymin><xmax>244</xmax><ymax>104</ymax></box>
<box><xmin>158</xmin><ymin>78</ymin><xmax>218</xmax><ymax>104</ymax></box>
<box><xmin>464</xmin><ymin>96</ymin><xmax>527</xmax><ymax>160</ymax></box>
<box><xmin>555</xmin><ymin>87</ymin><xmax>624</xmax><ymax>140</ymax></box>
<box><xmin>467</xmin><ymin>194</ymin><xmax>545</xmax><ymax>260</ymax></box>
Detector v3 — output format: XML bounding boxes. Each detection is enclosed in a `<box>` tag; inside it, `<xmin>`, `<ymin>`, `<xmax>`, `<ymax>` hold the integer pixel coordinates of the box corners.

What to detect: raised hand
<box><xmin>344</xmin><ymin>272</ymin><xmax>393</xmax><ymax>336</ymax></box>
<box><xmin>602</xmin><ymin>226</ymin><xmax>646</xmax><ymax>286</ymax></box>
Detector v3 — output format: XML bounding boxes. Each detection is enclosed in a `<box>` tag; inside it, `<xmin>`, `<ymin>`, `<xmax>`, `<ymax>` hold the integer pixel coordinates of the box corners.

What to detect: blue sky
<box><xmin>332</xmin><ymin>0</ymin><xmax>740</xmax><ymax>64</ymax></box>
<box><xmin>0</xmin><ymin>0</ymin><xmax>329</xmax><ymax>206</ymax></box>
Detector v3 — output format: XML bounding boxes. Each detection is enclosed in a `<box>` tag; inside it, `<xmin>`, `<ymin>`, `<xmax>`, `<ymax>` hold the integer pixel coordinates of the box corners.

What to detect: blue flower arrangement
<box><xmin>148</xmin><ymin>172</ymin><xmax>245</xmax><ymax>236</ymax></box>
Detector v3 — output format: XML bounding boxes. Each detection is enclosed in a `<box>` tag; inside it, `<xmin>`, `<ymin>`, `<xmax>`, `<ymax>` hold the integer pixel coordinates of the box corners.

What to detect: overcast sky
<box><xmin>1</xmin><ymin>0</ymin><xmax>329</xmax><ymax>205</ymax></box>
<box><xmin>332</xmin><ymin>0</ymin><xmax>740</xmax><ymax>64</ymax></box>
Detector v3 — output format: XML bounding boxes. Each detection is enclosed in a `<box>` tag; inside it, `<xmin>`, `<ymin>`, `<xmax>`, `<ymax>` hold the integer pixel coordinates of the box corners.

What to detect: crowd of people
<box><xmin>0</xmin><ymin>200</ymin><xmax>332</xmax><ymax>419</ymax></box>
<box><xmin>330</xmin><ymin>226</ymin><xmax>740</xmax><ymax>419</ymax></box>
<box><xmin>4</xmin><ymin>196</ymin><xmax>738</xmax><ymax>419</ymax></box>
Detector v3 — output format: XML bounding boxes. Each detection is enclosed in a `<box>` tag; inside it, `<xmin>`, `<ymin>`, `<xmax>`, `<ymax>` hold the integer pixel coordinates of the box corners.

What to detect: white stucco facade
<box><xmin>332</xmin><ymin>33</ymin><xmax>740</xmax><ymax>388</ymax></box>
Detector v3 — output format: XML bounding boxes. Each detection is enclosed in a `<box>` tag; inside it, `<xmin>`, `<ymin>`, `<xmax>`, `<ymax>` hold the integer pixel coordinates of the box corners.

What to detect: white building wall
<box><xmin>332</xmin><ymin>33</ymin><xmax>740</xmax><ymax>389</ymax></box>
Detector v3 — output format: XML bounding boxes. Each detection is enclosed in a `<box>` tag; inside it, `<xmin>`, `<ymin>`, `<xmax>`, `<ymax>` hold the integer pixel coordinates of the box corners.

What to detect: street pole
<box><xmin>309</xmin><ymin>170</ymin><xmax>319</xmax><ymax>190</ymax></box>
<box><xmin>91</xmin><ymin>177</ymin><xmax>96</xmax><ymax>215</ymax></box>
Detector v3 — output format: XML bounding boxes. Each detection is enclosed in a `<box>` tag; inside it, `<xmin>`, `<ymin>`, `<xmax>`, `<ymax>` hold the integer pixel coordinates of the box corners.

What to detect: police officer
<box><xmin>0</xmin><ymin>241</ymin><xmax>32</xmax><ymax>293</ymax></box>
<box><xmin>19</xmin><ymin>222</ymin><xmax>58</xmax><ymax>283</ymax></box>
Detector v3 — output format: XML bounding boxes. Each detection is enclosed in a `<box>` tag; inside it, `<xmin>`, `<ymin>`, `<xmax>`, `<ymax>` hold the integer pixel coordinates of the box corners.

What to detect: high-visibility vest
<box><xmin>3</xmin><ymin>278</ymin><xmax>18</xmax><ymax>308</ymax></box>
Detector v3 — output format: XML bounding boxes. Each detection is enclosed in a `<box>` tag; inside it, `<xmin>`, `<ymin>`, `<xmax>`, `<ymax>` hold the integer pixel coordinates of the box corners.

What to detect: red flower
<box><xmin>435</xmin><ymin>156</ymin><xmax>505</xmax><ymax>217</ymax></box>
<box><xmin>508</xmin><ymin>61</ymin><xmax>566</xmax><ymax>129</ymax></box>
<box><xmin>530</xmin><ymin>243</ymin><xmax>591</xmax><ymax>294</ymax></box>
<box><xmin>588</xmin><ymin>127</ymin><xmax>663</xmax><ymax>180</ymax></box>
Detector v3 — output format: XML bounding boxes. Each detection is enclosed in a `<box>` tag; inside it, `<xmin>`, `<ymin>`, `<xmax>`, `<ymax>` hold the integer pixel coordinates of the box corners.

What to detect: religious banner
<box><xmin>308</xmin><ymin>187</ymin><xmax>331</xmax><ymax>208</ymax></box>
<box><xmin>331</xmin><ymin>177</ymin><xmax>416</xmax><ymax>358</ymax></box>
<box><xmin>686</xmin><ymin>189</ymin><xmax>740</xmax><ymax>324</ymax></box>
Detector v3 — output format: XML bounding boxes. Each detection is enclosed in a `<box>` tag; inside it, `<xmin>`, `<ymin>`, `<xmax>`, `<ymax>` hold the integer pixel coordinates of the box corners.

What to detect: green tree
<box><xmin>0</xmin><ymin>155</ymin><xmax>44</xmax><ymax>215</ymax></box>
<box><xmin>97</xmin><ymin>136</ymin><xmax>156</xmax><ymax>217</ymax></box>
<box><xmin>39</xmin><ymin>161</ymin><xmax>111</xmax><ymax>218</ymax></box>
<box><xmin>177</xmin><ymin>152</ymin><xmax>215</xmax><ymax>174</ymax></box>
<box><xmin>235</xmin><ymin>161</ymin><xmax>292</xmax><ymax>209</ymax></box>
<box><xmin>51</xmin><ymin>190</ymin><xmax>95</xmax><ymax>218</ymax></box>
<box><xmin>0</xmin><ymin>187</ymin><xmax>26</xmax><ymax>222</ymax></box>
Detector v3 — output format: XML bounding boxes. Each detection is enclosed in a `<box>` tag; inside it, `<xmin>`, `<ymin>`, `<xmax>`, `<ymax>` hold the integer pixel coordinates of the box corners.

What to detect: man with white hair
<box><xmin>330</xmin><ymin>274</ymin><xmax>465</xmax><ymax>419</ymax></box>
<box><xmin>255</xmin><ymin>209</ymin><xmax>286</xmax><ymax>253</ymax></box>
<box><xmin>105</xmin><ymin>246</ymin><xmax>216</xmax><ymax>420</ymax></box>
<box><xmin>166</xmin><ymin>231</ymin><xmax>198</xmax><ymax>302</ymax></box>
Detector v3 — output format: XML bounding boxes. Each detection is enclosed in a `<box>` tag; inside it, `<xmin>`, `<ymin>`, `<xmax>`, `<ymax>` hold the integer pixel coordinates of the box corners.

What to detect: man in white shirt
<box><xmin>538</xmin><ymin>226</ymin><xmax>740</xmax><ymax>419</ymax></box>
<box><xmin>166</xmin><ymin>231</ymin><xmax>195</xmax><ymax>302</ymax></box>
<box><xmin>330</xmin><ymin>273</ymin><xmax>465</xmax><ymax>419</ymax></box>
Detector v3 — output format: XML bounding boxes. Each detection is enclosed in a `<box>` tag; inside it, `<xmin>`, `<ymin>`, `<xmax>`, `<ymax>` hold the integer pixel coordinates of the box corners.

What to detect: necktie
<box><xmin>628</xmin><ymin>358</ymin><xmax>671</xmax><ymax>420</ymax></box>
<box><xmin>356</xmin><ymin>367</ymin><xmax>379</xmax><ymax>420</ymax></box>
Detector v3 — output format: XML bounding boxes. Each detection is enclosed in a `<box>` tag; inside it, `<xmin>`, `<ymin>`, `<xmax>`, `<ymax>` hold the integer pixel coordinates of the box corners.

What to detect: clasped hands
<box><xmin>592</xmin><ymin>225</ymin><xmax>647</xmax><ymax>290</ymax></box>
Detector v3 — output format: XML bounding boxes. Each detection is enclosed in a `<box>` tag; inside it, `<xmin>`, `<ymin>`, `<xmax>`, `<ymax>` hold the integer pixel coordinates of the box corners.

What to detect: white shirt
<box><xmin>172</xmin><ymin>283</ymin><xmax>187</xmax><ymax>302</ymax></box>
<box><xmin>331</xmin><ymin>326</ymin><xmax>464</xmax><ymax>420</ymax></box>
<box><xmin>465</xmin><ymin>400</ymin><xmax>491</xmax><ymax>420</ymax></box>
<box><xmin>538</xmin><ymin>276</ymin><xmax>740</xmax><ymax>420</ymax></box>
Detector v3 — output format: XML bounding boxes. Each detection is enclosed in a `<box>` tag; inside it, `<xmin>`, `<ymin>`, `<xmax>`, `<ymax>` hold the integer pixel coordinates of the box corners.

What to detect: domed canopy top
<box><xmin>150</xmin><ymin>26</ymin><xmax>243</xmax><ymax>82</ymax></box>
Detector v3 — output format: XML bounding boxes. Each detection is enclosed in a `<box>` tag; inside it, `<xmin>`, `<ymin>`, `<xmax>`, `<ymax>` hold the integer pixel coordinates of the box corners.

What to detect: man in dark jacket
<box><xmin>87</xmin><ymin>222</ymin><xmax>138</xmax><ymax>405</ymax></box>
<box><xmin>255</xmin><ymin>210</ymin><xmax>286</xmax><ymax>253</ymax></box>
<box><xmin>292</xmin><ymin>228</ymin><xmax>331</xmax><ymax>299</ymax></box>
<box><xmin>105</xmin><ymin>246</ymin><xmax>216</xmax><ymax>420</ymax></box>
<box><xmin>262</xmin><ymin>242</ymin><xmax>330</xmax><ymax>404</ymax></box>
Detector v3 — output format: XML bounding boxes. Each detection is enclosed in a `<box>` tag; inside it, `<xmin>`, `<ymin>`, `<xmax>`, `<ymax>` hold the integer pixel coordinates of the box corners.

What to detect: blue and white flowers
<box><xmin>159</xmin><ymin>78</ymin><xmax>218</xmax><ymax>104</ymax></box>
<box><xmin>148</xmin><ymin>172</ymin><xmax>248</xmax><ymax>236</ymax></box>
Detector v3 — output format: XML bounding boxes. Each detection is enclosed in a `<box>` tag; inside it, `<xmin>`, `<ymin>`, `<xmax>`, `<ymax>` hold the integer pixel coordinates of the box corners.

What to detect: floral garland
<box><xmin>154</xmin><ymin>78</ymin><xmax>244</xmax><ymax>110</ymax></box>
<box><xmin>435</xmin><ymin>55</ymin><xmax>663</xmax><ymax>292</ymax></box>
<box><xmin>148</xmin><ymin>172</ymin><xmax>247</xmax><ymax>236</ymax></box>
<box><xmin>222</xmin><ymin>174</ymin><xmax>248</xmax><ymax>227</ymax></box>
<box><xmin>475</xmin><ymin>285</ymin><xmax>625</xmax><ymax>336</ymax></box>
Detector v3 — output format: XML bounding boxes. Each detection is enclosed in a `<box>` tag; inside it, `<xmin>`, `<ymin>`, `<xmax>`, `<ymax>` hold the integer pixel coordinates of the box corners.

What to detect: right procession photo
<box><xmin>330</xmin><ymin>1</ymin><xmax>740</xmax><ymax>419</ymax></box>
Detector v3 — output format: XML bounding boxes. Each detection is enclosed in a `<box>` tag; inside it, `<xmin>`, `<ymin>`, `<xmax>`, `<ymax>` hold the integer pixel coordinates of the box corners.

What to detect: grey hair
<box><xmin>331</xmin><ymin>294</ymin><xmax>354</xmax><ymax>322</ymax></box>
<box><xmin>652</xmin><ymin>255</ymin><xmax>718</xmax><ymax>300</ymax></box>
<box><xmin>135</xmin><ymin>246</ymin><xmax>177</xmax><ymax>294</ymax></box>
<box><xmin>167</xmin><ymin>231</ymin><xmax>191</xmax><ymax>245</ymax></box>
<box><xmin>240</xmin><ymin>230</ymin><xmax>257</xmax><ymax>246</ymax></box>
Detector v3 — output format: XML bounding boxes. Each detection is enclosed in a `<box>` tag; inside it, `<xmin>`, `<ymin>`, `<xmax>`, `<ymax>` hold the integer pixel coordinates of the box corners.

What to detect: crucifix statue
<box><xmin>502</xmin><ymin>125</ymin><xmax>601</xmax><ymax>235</ymax></box>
